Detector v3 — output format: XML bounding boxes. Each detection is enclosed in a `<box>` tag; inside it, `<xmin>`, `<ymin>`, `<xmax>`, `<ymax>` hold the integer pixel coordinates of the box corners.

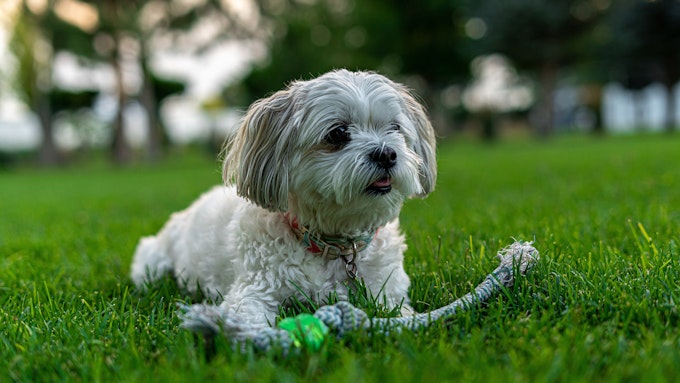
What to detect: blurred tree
<box><xmin>462</xmin><ymin>54</ymin><xmax>534</xmax><ymax>140</ymax></box>
<box><xmin>239</xmin><ymin>0</ymin><xmax>393</xmax><ymax>100</ymax></box>
<box><xmin>238</xmin><ymin>0</ymin><xmax>470</xmax><ymax>126</ymax></box>
<box><xmin>8</xmin><ymin>0</ymin><xmax>257</xmax><ymax>164</ymax></box>
<box><xmin>394</xmin><ymin>0</ymin><xmax>470</xmax><ymax>90</ymax></box>
<box><xmin>7</xmin><ymin>2</ymin><xmax>102</xmax><ymax>165</ymax></box>
<box><xmin>608</xmin><ymin>0</ymin><xmax>680</xmax><ymax>132</ymax></box>
<box><xmin>7</xmin><ymin>1</ymin><xmax>127</xmax><ymax>164</ymax></box>
<box><xmin>8</xmin><ymin>4</ymin><xmax>57</xmax><ymax>165</ymax></box>
<box><xmin>86</xmin><ymin>0</ymin><xmax>134</xmax><ymax>163</ymax></box>
<box><xmin>77</xmin><ymin>0</ymin><xmax>261</xmax><ymax>162</ymax></box>
<box><xmin>70</xmin><ymin>0</ymin><xmax>183</xmax><ymax>163</ymax></box>
<box><xmin>473</xmin><ymin>0</ymin><xmax>607</xmax><ymax>137</ymax></box>
<box><xmin>149</xmin><ymin>73</ymin><xmax>186</xmax><ymax>146</ymax></box>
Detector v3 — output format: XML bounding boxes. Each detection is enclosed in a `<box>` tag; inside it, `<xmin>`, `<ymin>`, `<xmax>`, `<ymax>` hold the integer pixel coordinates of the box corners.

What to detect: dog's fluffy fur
<box><xmin>130</xmin><ymin>69</ymin><xmax>437</xmax><ymax>328</ymax></box>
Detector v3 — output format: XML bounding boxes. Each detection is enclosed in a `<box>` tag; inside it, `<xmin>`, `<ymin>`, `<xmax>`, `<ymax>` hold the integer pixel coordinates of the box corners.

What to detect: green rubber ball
<box><xmin>278</xmin><ymin>314</ymin><xmax>329</xmax><ymax>351</ymax></box>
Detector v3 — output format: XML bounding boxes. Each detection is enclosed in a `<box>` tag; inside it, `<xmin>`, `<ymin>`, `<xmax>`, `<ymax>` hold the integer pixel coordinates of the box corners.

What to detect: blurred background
<box><xmin>0</xmin><ymin>0</ymin><xmax>678</xmax><ymax>167</ymax></box>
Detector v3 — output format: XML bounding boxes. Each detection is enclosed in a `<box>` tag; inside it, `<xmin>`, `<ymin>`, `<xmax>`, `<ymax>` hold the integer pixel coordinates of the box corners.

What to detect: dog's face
<box><xmin>224</xmin><ymin>70</ymin><xmax>436</xmax><ymax>234</ymax></box>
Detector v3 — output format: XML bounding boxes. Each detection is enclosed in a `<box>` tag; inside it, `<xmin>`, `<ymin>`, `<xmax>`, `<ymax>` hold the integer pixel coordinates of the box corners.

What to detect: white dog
<box><xmin>130</xmin><ymin>69</ymin><xmax>437</xmax><ymax>328</ymax></box>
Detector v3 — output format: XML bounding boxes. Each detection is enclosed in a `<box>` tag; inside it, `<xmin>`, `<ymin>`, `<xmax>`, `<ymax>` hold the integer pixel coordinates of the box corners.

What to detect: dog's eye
<box><xmin>389</xmin><ymin>123</ymin><xmax>401</xmax><ymax>132</ymax></box>
<box><xmin>325</xmin><ymin>124</ymin><xmax>351</xmax><ymax>146</ymax></box>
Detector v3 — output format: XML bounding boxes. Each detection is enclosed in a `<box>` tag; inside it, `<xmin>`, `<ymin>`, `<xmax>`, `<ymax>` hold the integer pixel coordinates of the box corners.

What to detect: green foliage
<box><xmin>1</xmin><ymin>135</ymin><xmax>680</xmax><ymax>382</ymax></box>
<box><xmin>473</xmin><ymin>0</ymin><xmax>603</xmax><ymax>68</ymax></box>
<box><xmin>240</xmin><ymin>0</ymin><xmax>470</xmax><ymax>103</ymax></box>
<box><xmin>49</xmin><ymin>89</ymin><xmax>99</xmax><ymax>113</ymax></box>
<box><xmin>7</xmin><ymin>5</ymin><xmax>45</xmax><ymax>108</ymax></box>
<box><xmin>151</xmin><ymin>74</ymin><xmax>186</xmax><ymax>102</ymax></box>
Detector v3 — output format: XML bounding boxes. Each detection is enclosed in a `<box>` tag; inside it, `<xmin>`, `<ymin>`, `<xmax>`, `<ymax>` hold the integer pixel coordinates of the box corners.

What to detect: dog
<box><xmin>130</xmin><ymin>69</ymin><xmax>437</xmax><ymax>328</ymax></box>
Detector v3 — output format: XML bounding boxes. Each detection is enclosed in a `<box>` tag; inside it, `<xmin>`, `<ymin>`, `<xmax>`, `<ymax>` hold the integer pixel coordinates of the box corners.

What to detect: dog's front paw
<box><xmin>178</xmin><ymin>303</ymin><xmax>223</xmax><ymax>336</ymax></box>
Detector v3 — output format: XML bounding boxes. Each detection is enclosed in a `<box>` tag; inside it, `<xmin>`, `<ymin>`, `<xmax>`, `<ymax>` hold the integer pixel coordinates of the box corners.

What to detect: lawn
<box><xmin>1</xmin><ymin>134</ymin><xmax>679</xmax><ymax>382</ymax></box>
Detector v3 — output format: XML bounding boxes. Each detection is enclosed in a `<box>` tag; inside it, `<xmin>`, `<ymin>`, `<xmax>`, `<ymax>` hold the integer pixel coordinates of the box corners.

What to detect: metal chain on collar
<box><xmin>341</xmin><ymin>243</ymin><xmax>359</xmax><ymax>279</ymax></box>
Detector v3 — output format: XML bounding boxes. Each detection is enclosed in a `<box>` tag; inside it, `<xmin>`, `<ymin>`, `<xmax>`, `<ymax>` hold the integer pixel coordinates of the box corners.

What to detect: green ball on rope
<box><xmin>277</xmin><ymin>314</ymin><xmax>330</xmax><ymax>351</ymax></box>
<box><xmin>180</xmin><ymin>241</ymin><xmax>539</xmax><ymax>356</ymax></box>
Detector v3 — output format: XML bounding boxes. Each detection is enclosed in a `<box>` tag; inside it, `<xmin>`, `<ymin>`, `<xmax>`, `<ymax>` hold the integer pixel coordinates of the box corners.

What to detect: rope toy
<box><xmin>179</xmin><ymin>241</ymin><xmax>538</xmax><ymax>354</ymax></box>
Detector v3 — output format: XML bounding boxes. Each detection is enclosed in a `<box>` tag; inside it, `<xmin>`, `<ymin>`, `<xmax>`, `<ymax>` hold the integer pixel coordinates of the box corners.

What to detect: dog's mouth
<box><xmin>367</xmin><ymin>176</ymin><xmax>392</xmax><ymax>195</ymax></box>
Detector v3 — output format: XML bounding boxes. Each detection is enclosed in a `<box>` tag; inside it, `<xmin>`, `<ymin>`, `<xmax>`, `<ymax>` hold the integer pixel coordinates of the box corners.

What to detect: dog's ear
<box><xmin>223</xmin><ymin>89</ymin><xmax>297</xmax><ymax>212</ymax></box>
<box><xmin>398</xmin><ymin>87</ymin><xmax>437</xmax><ymax>197</ymax></box>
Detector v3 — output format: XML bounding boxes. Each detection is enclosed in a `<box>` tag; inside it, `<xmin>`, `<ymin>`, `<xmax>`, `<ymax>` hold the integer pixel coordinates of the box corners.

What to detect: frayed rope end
<box><xmin>496</xmin><ymin>241</ymin><xmax>539</xmax><ymax>280</ymax></box>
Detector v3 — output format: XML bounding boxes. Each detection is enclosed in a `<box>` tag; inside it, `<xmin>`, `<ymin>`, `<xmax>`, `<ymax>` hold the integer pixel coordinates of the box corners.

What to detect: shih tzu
<box><xmin>130</xmin><ymin>69</ymin><xmax>437</xmax><ymax>328</ymax></box>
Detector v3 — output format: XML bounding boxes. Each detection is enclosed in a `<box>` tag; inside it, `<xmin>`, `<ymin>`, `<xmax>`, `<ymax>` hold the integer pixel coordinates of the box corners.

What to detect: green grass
<box><xmin>1</xmin><ymin>135</ymin><xmax>679</xmax><ymax>382</ymax></box>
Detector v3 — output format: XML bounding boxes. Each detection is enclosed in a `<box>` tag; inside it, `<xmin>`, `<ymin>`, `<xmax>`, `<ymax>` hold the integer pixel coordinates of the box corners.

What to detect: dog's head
<box><xmin>223</xmin><ymin>69</ymin><xmax>436</xmax><ymax>234</ymax></box>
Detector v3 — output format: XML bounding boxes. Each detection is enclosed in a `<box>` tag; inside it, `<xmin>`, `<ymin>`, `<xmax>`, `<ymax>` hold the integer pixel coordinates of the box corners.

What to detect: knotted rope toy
<box><xmin>180</xmin><ymin>241</ymin><xmax>538</xmax><ymax>355</ymax></box>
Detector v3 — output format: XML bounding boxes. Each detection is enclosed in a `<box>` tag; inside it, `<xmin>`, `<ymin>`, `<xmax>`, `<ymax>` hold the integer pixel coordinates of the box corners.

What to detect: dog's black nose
<box><xmin>370</xmin><ymin>147</ymin><xmax>397</xmax><ymax>169</ymax></box>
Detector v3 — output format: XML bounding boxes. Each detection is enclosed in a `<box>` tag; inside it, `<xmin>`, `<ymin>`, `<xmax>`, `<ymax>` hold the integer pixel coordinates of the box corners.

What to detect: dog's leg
<box><xmin>130</xmin><ymin>236</ymin><xmax>174</xmax><ymax>288</ymax></box>
<box><xmin>219</xmin><ymin>280</ymin><xmax>284</xmax><ymax>328</ymax></box>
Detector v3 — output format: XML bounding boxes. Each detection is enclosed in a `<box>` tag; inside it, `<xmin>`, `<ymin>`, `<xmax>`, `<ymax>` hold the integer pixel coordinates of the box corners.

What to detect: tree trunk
<box><xmin>581</xmin><ymin>84</ymin><xmax>603</xmax><ymax>135</ymax></box>
<box><xmin>662</xmin><ymin>56</ymin><xmax>678</xmax><ymax>133</ymax></box>
<box><xmin>139</xmin><ymin>42</ymin><xmax>165</xmax><ymax>162</ymax></box>
<box><xmin>110</xmin><ymin>36</ymin><xmax>132</xmax><ymax>164</ymax></box>
<box><xmin>35</xmin><ymin>95</ymin><xmax>59</xmax><ymax>166</ymax></box>
<box><xmin>633</xmin><ymin>91</ymin><xmax>646</xmax><ymax>131</ymax></box>
<box><xmin>533</xmin><ymin>61</ymin><xmax>558</xmax><ymax>138</ymax></box>
<box><xmin>480</xmin><ymin>111</ymin><xmax>497</xmax><ymax>142</ymax></box>
<box><xmin>591</xmin><ymin>105</ymin><xmax>603</xmax><ymax>135</ymax></box>
<box><xmin>663</xmin><ymin>82</ymin><xmax>676</xmax><ymax>133</ymax></box>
